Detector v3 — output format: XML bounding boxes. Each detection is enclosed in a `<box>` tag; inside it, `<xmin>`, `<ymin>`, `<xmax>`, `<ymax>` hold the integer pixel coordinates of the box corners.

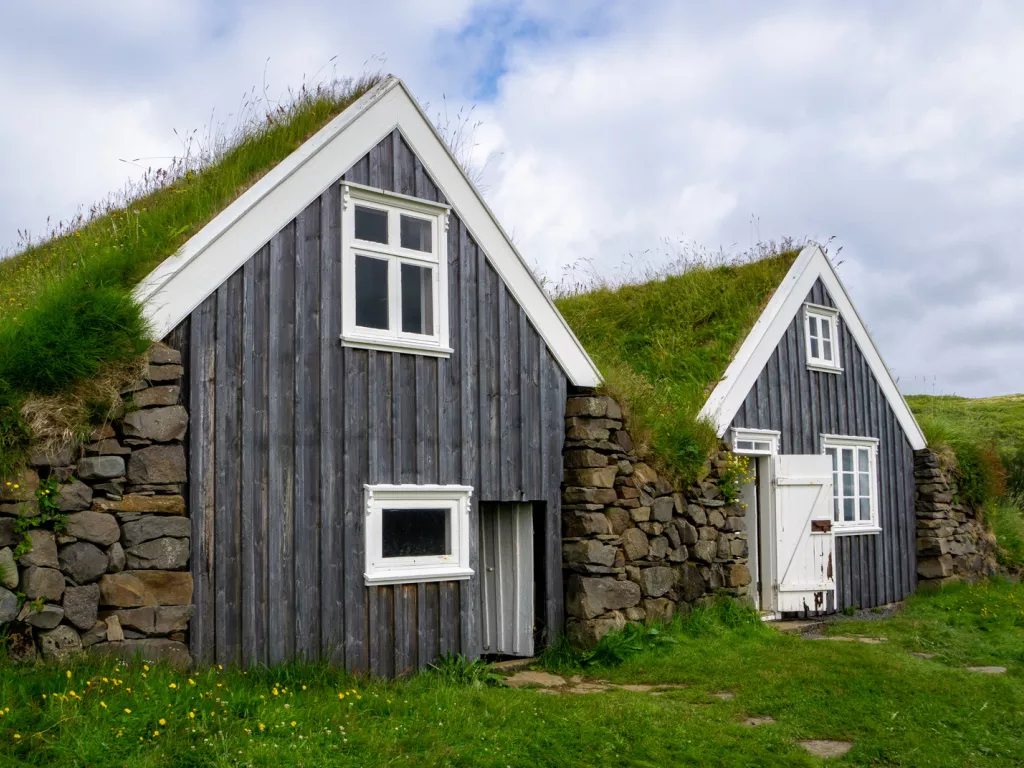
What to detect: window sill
<box><xmin>341</xmin><ymin>335</ymin><xmax>453</xmax><ymax>358</ymax></box>
<box><xmin>834</xmin><ymin>526</ymin><xmax>882</xmax><ymax>536</ymax></box>
<box><xmin>364</xmin><ymin>567</ymin><xmax>473</xmax><ymax>586</ymax></box>
<box><xmin>807</xmin><ymin>363</ymin><xmax>843</xmax><ymax>375</ymax></box>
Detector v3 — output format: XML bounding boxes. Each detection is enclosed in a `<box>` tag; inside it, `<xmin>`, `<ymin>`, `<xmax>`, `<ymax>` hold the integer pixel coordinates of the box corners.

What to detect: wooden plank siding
<box><xmin>177</xmin><ymin>130</ymin><xmax>567</xmax><ymax>671</ymax></box>
<box><xmin>729</xmin><ymin>279</ymin><xmax>916</xmax><ymax>610</ymax></box>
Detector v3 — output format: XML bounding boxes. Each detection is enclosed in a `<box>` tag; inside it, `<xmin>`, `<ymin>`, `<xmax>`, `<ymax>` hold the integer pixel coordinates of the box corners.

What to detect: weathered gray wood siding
<box><xmin>729</xmin><ymin>278</ymin><xmax>916</xmax><ymax>610</ymax></box>
<box><xmin>175</xmin><ymin>129</ymin><xmax>567</xmax><ymax>673</ymax></box>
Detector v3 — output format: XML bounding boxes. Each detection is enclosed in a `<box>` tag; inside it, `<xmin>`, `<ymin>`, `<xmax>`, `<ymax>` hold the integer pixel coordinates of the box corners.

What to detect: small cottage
<box><xmin>2</xmin><ymin>75</ymin><xmax>994</xmax><ymax>671</ymax></box>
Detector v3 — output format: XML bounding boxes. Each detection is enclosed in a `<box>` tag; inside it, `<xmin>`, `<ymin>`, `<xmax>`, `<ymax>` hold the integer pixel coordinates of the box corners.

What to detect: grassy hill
<box><xmin>908</xmin><ymin>394</ymin><xmax>1024</xmax><ymax>569</ymax></box>
<box><xmin>555</xmin><ymin>249</ymin><xmax>799</xmax><ymax>483</ymax></box>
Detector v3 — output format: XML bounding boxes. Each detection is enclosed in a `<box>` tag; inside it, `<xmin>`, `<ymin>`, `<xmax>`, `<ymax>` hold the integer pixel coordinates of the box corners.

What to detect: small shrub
<box><xmin>426</xmin><ymin>652</ymin><xmax>503</xmax><ymax>688</ymax></box>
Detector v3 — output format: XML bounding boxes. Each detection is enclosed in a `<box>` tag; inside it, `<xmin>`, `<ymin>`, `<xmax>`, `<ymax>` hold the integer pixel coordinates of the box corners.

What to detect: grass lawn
<box><xmin>1</xmin><ymin>580</ymin><xmax>1022</xmax><ymax>767</ymax></box>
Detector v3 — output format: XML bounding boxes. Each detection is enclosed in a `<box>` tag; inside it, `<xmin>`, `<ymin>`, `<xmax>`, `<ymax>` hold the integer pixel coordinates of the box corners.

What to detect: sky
<box><xmin>1</xmin><ymin>1</ymin><xmax>1021</xmax><ymax>397</ymax></box>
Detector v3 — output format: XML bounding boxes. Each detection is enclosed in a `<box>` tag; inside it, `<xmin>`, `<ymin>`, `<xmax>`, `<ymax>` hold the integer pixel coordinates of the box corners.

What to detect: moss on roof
<box><xmin>556</xmin><ymin>250</ymin><xmax>800</xmax><ymax>483</ymax></box>
<box><xmin>0</xmin><ymin>75</ymin><xmax>381</xmax><ymax>477</ymax></box>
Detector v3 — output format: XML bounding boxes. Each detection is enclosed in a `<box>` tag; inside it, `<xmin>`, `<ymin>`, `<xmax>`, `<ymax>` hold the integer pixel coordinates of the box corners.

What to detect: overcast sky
<box><xmin>1</xmin><ymin>1</ymin><xmax>1021</xmax><ymax>397</ymax></box>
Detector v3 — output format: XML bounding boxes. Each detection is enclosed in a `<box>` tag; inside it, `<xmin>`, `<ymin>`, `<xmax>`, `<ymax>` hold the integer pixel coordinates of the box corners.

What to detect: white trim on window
<box><xmin>730</xmin><ymin>428</ymin><xmax>780</xmax><ymax>456</ymax></box>
<box><xmin>820</xmin><ymin>435</ymin><xmax>880</xmax><ymax>535</ymax></box>
<box><xmin>364</xmin><ymin>484</ymin><xmax>474</xmax><ymax>585</ymax></box>
<box><xmin>804</xmin><ymin>303</ymin><xmax>842</xmax><ymax>373</ymax></box>
<box><xmin>341</xmin><ymin>185</ymin><xmax>451</xmax><ymax>356</ymax></box>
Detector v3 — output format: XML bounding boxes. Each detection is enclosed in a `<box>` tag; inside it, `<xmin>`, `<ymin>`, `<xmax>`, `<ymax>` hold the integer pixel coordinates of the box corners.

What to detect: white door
<box><xmin>479</xmin><ymin>503</ymin><xmax>534</xmax><ymax>656</ymax></box>
<box><xmin>773</xmin><ymin>455</ymin><xmax>835</xmax><ymax>614</ymax></box>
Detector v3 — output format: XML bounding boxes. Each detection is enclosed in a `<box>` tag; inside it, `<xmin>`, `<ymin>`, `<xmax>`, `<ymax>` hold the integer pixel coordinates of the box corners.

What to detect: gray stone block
<box><xmin>77</xmin><ymin>456</ymin><xmax>126</xmax><ymax>481</ymax></box>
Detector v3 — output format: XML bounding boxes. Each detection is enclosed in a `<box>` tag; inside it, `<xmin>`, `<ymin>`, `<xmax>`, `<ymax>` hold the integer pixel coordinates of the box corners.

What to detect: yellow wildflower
<box><xmin>100</xmin><ymin>702</ymin><xmax>106</xmax><ymax>709</ymax></box>
<box><xmin>13</xmin><ymin>734</ymin><xmax>20</xmax><ymax>740</ymax></box>
<box><xmin>153</xmin><ymin>730</ymin><xmax>159</xmax><ymax>737</ymax></box>
<box><xmin>188</xmin><ymin>678</ymin><xmax>195</xmax><ymax>686</ymax></box>
<box><xmin>259</xmin><ymin>723</ymin><xmax>266</xmax><ymax>731</ymax></box>
<box><xmin>158</xmin><ymin>718</ymin><xmax>166</xmax><ymax>726</ymax></box>
<box><xmin>124</xmin><ymin>709</ymin><xmax>131</xmax><ymax>714</ymax></box>
<box><xmin>143</xmin><ymin>665</ymin><xmax>149</xmax><ymax>671</ymax></box>
<box><xmin>168</xmin><ymin>683</ymin><xmax>177</xmax><ymax>689</ymax></box>
<box><xmin>291</xmin><ymin>721</ymin><xmax>297</xmax><ymax>727</ymax></box>
<box><xmin>189</xmin><ymin>711</ymin><xmax>195</xmax><ymax>719</ymax></box>
<box><xmin>66</xmin><ymin>671</ymin><xmax>71</xmax><ymax>679</ymax></box>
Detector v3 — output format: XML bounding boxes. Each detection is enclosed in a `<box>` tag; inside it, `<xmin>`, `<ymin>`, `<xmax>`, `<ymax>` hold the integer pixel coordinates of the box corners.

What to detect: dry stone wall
<box><xmin>914</xmin><ymin>449</ymin><xmax>998</xmax><ymax>586</ymax></box>
<box><xmin>562</xmin><ymin>394</ymin><xmax>752</xmax><ymax>647</ymax></box>
<box><xmin>0</xmin><ymin>342</ymin><xmax>192</xmax><ymax>667</ymax></box>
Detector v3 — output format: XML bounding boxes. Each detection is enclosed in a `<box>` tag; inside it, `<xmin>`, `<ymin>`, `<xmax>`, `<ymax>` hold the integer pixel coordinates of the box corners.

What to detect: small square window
<box><xmin>805</xmin><ymin>306</ymin><xmax>841</xmax><ymax>372</ymax></box>
<box><xmin>354</xmin><ymin>205</ymin><xmax>389</xmax><ymax>244</ymax></box>
<box><xmin>364</xmin><ymin>485</ymin><xmax>473</xmax><ymax>585</ymax></box>
<box><xmin>382</xmin><ymin>508</ymin><xmax>450</xmax><ymax>558</ymax></box>
<box><xmin>400</xmin><ymin>215</ymin><xmax>432</xmax><ymax>253</ymax></box>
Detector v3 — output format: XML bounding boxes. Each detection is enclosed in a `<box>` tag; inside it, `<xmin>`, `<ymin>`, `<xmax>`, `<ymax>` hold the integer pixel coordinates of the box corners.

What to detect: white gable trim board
<box><xmin>134</xmin><ymin>76</ymin><xmax>602</xmax><ymax>388</ymax></box>
<box><xmin>698</xmin><ymin>244</ymin><xmax>927</xmax><ymax>450</ymax></box>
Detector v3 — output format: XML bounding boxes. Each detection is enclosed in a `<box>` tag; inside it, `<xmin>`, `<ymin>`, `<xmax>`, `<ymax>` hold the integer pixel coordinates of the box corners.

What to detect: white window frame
<box><xmin>341</xmin><ymin>183</ymin><xmax>452</xmax><ymax>357</ymax></box>
<box><xmin>730</xmin><ymin>428</ymin><xmax>780</xmax><ymax>456</ymax></box>
<box><xmin>363</xmin><ymin>484</ymin><xmax>473</xmax><ymax>585</ymax></box>
<box><xmin>821</xmin><ymin>435</ymin><xmax>881</xmax><ymax>535</ymax></box>
<box><xmin>804</xmin><ymin>304</ymin><xmax>842</xmax><ymax>373</ymax></box>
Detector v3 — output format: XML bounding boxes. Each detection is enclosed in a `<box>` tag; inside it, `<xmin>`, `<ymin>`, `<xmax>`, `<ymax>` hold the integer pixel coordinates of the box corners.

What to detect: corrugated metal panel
<box><xmin>480</xmin><ymin>503</ymin><xmax>535</xmax><ymax>657</ymax></box>
<box><xmin>178</xmin><ymin>130</ymin><xmax>566</xmax><ymax>672</ymax></box>
<box><xmin>730</xmin><ymin>278</ymin><xmax>916</xmax><ymax>610</ymax></box>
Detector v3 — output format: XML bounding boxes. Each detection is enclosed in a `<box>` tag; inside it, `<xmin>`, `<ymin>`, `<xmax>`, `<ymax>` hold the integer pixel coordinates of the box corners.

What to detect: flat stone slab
<box><xmin>614</xmin><ymin>683</ymin><xmax>688</xmax><ymax>693</ymax></box>
<box><xmin>775</xmin><ymin>620</ymin><xmax>825</xmax><ymax>634</ymax></box>
<box><xmin>799</xmin><ymin>740</ymin><xmax>853</xmax><ymax>758</ymax></box>
<box><xmin>709</xmin><ymin>691</ymin><xmax>735</xmax><ymax>700</ymax></box>
<box><xmin>565</xmin><ymin>682</ymin><xmax>608</xmax><ymax>694</ymax></box>
<box><xmin>503</xmin><ymin>671</ymin><xmax>566</xmax><ymax>689</ymax></box>
<box><xmin>492</xmin><ymin>657</ymin><xmax>536</xmax><ymax>673</ymax></box>
<box><xmin>963</xmin><ymin>666</ymin><xmax>1006</xmax><ymax>674</ymax></box>
<box><xmin>742</xmin><ymin>716</ymin><xmax>776</xmax><ymax>727</ymax></box>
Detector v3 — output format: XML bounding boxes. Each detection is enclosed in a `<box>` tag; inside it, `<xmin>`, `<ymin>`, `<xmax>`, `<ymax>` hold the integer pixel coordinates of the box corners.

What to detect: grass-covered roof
<box><xmin>0</xmin><ymin>75</ymin><xmax>381</xmax><ymax>476</ymax></box>
<box><xmin>556</xmin><ymin>248</ymin><xmax>799</xmax><ymax>482</ymax></box>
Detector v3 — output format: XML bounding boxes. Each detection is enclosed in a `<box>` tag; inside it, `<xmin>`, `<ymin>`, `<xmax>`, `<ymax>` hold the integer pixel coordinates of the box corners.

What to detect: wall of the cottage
<box><xmin>728</xmin><ymin>278</ymin><xmax>917</xmax><ymax>610</ymax></box>
<box><xmin>169</xmin><ymin>130</ymin><xmax>567</xmax><ymax>674</ymax></box>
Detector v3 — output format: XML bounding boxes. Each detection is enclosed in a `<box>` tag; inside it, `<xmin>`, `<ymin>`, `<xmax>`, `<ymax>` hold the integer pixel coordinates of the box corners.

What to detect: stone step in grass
<box><xmin>799</xmin><ymin>740</ymin><xmax>854</xmax><ymax>759</ymax></box>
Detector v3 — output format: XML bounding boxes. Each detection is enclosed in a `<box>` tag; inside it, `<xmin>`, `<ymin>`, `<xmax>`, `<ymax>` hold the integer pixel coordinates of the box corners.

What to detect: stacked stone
<box><xmin>0</xmin><ymin>342</ymin><xmax>192</xmax><ymax>667</ymax></box>
<box><xmin>914</xmin><ymin>449</ymin><xmax>998</xmax><ymax>586</ymax></box>
<box><xmin>562</xmin><ymin>394</ymin><xmax>752</xmax><ymax>647</ymax></box>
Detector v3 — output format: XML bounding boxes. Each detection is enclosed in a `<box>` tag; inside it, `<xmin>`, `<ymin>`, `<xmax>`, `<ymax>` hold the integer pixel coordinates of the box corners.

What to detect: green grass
<box><xmin>0</xmin><ymin>75</ymin><xmax>380</xmax><ymax>478</ymax></box>
<box><xmin>907</xmin><ymin>394</ymin><xmax>1024</xmax><ymax>453</ymax></box>
<box><xmin>555</xmin><ymin>249</ymin><xmax>798</xmax><ymax>482</ymax></box>
<box><xmin>1</xmin><ymin>581</ymin><xmax>1022</xmax><ymax>766</ymax></box>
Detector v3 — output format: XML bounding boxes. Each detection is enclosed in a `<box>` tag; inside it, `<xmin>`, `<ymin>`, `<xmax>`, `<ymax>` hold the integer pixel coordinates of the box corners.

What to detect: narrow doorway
<box><xmin>731</xmin><ymin>429</ymin><xmax>781</xmax><ymax>616</ymax></box>
<box><xmin>479</xmin><ymin>502</ymin><xmax>535</xmax><ymax>657</ymax></box>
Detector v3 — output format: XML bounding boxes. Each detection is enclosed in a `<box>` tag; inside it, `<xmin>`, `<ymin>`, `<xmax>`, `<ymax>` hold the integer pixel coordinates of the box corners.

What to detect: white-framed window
<box><xmin>363</xmin><ymin>484</ymin><xmax>473</xmax><ymax>585</ymax></box>
<box><xmin>804</xmin><ymin>304</ymin><xmax>841</xmax><ymax>373</ymax></box>
<box><xmin>821</xmin><ymin>435</ymin><xmax>880</xmax><ymax>534</ymax></box>
<box><xmin>341</xmin><ymin>183</ymin><xmax>452</xmax><ymax>357</ymax></box>
<box><xmin>731</xmin><ymin>428</ymin><xmax>780</xmax><ymax>456</ymax></box>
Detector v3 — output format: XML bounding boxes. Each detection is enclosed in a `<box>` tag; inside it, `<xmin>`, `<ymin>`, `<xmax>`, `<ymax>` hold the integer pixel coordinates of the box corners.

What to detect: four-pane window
<box><xmin>342</xmin><ymin>187</ymin><xmax>450</xmax><ymax>355</ymax></box>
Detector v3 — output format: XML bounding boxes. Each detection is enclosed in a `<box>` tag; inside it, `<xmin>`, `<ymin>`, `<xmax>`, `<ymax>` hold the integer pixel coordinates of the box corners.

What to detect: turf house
<box><xmin>0</xmin><ymin>76</ymin><xmax>997</xmax><ymax>672</ymax></box>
